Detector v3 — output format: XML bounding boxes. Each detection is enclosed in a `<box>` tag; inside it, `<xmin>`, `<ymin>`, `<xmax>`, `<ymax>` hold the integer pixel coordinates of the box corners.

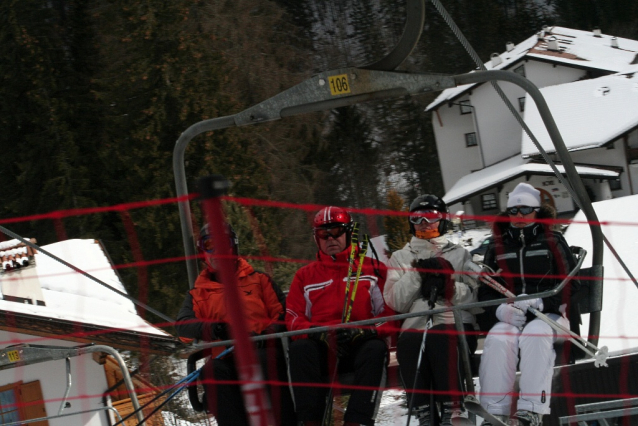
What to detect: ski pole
<box><xmin>344</xmin><ymin>235</ymin><xmax>369</xmax><ymax>324</ymax></box>
<box><xmin>115</xmin><ymin>368</ymin><xmax>202</xmax><ymax>426</ymax></box>
<box><xmin>340</xmin><ymin>223</ymin><xmax>360</xmax><ymax>322</ymax></box>
<box><xmin>406</xmin><ymin>287</ymin><xmax>437</xmax><ymax>426</ymax></box>
<box><xmin>322</xmin><ymin>224</ymin><xmax>360</xmax><ymax>426</ymax></box>
<box><xmin>134</xmin><ymin>374</ymin><xmax>196</xmax><ymax>426</ymax></box>
<box><xmin>478</xmin><ymin>273</ymin><xmax>608</xmax><ymax>367</ymax></box>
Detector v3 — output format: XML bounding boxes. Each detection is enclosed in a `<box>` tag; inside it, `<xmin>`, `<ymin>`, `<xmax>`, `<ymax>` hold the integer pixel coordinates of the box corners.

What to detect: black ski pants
<box><xmin>203</xmin><ymin>340</ymin><xmax>296</xmax><ymax>426</ymax></box>
<box><xmin>288</xmin><ymin>337</ymin><xmax>388</xmax><ymax>425</ymax></box>
<box><xmin>397</xmin><ymin>323</ymin><xmax>477</xmax><ymax>407</ymax></box>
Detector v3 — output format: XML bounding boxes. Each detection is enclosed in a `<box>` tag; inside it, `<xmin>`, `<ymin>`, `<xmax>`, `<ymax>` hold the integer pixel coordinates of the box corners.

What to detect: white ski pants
<box><xmin>478</xmin><ymin>314</ymin><xmax>568</xmax><ymax>416</ymax></box>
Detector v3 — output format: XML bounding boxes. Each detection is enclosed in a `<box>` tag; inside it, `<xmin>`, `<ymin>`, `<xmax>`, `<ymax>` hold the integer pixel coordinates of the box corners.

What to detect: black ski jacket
<box><xmin>478</xmin><ymin>206</ymin><xmax>581</xmax><ymax>333</ymax></box>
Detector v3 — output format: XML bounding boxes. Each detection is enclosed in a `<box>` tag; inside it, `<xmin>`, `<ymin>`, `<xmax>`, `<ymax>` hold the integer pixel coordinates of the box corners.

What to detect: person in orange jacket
<box><xmin>176</xmin><ymin>223</ymin><xmax>295</xmax><ymax>426</ymax></box>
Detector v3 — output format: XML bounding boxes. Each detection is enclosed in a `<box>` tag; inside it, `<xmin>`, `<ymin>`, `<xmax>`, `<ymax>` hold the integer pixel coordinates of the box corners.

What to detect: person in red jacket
<box><xmin>285</xmin><ymin>206</ymin><xmax>395</xmax><ymax>426</ymax></box>
<box><xmin>176</xmin><ymin>223</ymin><xmax>295</xmax><ymax>426</ymax></box>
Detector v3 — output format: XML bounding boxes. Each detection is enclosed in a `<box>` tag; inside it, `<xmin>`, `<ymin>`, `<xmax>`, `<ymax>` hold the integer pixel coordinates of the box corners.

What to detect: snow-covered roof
<box><xmin>426</xmin><ymin>26</ymin><xmax>638</xmax><ymax>112</ymax></box>
<box><xmin>0</xmin><ymin>239</ymin><xmax>170</xmax><ymax>338</ymax></box>
<box><xmin>521</xmin><ymin>70</ymin><xmax>638</xmax><ymax>157</ymax></box>
<box><xmin>442</xmin><ymin>155</ymin><xmax>619</xmax><ymax>205</ymax></box>
<box><xmin>563</xmin><ymin>195</ymin><xmax>638</xmax><ymax>354</ymax></box>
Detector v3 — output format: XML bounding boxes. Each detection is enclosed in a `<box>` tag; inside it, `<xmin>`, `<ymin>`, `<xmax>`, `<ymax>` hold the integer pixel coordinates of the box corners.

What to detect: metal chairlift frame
<box><xmin>0</xmin><ymin>343</ymin><xmax>145</xmax><ymax>425</ymax></box>
<box><xmin>173</xmin><ymin>0</ymin><xmax>604</xmax><ymax>355</ymax></box>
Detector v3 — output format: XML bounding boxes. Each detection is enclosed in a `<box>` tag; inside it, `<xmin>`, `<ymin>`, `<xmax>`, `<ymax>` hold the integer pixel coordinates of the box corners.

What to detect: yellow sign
<box><xmin>7</xmin><ymin>350</ymin><xmax>20</xmax><ymax>362</ymax></box>
<box><xmin>328</xmin><ymin>74</ymin><xmax>351</xmax><ymax>95</ymax></box>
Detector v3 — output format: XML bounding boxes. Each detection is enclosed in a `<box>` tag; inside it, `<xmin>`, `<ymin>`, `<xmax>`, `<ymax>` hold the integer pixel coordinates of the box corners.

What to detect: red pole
<box><xmin>198</xmin><ymin>175</ymin><xmax>274</xmax><ymax>426</ymax></box>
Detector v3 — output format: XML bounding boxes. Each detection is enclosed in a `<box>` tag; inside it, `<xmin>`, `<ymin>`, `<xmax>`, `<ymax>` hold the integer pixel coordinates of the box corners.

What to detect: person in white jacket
<box><xmin>384</xmin><ymin>195</ymin><xmax>481</xmax><ymax>426</ymax></box>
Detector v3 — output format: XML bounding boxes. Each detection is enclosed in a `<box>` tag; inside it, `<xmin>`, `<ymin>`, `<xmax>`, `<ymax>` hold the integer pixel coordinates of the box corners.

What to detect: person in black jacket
<box><xmin>477</xmin><ymin>183</ymin><xmax>580</xmax><ymax>426</ymax></box>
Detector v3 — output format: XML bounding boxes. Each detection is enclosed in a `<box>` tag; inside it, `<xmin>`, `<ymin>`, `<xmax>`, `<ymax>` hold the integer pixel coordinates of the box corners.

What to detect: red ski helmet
<box><xmin>312</xmin><ymin>206</ymin><xmax>354</xmax><ymax>248</ymax></box>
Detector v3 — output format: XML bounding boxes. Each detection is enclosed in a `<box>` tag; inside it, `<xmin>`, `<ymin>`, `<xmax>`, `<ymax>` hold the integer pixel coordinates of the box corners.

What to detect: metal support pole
<box><xmin>58</xmin><ymin>358</ymin><xmax>72</xmax><ymax>415</ymax></box>
<box><xmin>198</xmin><ymin>174</ymin><xmax>274</xmax><ymax>426</ymax></box>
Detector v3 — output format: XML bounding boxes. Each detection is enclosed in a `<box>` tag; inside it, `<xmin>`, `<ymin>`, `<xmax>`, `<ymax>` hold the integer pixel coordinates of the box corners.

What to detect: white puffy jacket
<box><xmin>384</xmin><ymin>235</ymin><xmax>481</xmax><ymax>333</ymax></box>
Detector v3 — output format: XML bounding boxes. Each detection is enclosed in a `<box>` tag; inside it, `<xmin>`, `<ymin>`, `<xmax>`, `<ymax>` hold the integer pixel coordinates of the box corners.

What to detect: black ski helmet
<box><xmin>408</xmin><ymin>194</ymin><xmax>450</xmax><ymax>236</ymax></box>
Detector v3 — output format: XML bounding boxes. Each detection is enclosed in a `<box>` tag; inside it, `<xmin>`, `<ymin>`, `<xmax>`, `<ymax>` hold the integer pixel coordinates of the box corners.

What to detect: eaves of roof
<box><xmin>0</xmin><ymin>309</ymin><xmax>179</xmax><ymax>355</ymax></box>
<box><xmin>443</xmin><ymin>160</ymin><xmax>619</xmax><ymax>205</ymax></box>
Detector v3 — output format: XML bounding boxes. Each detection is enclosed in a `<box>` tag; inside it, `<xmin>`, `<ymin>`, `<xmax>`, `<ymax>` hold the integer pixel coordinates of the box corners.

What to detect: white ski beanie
<box><xmin>507</xmin><ymin>183</ymin><xmax>540</xmax><ymax>208</ymax></box>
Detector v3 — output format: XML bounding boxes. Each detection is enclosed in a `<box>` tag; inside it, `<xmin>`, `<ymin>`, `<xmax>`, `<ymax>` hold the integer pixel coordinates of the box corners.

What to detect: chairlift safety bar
<box><xmin>179</xmin><ymin>248</ymin><xmax>585</xmax><ymax>358</ymax></box>
<box><xmin>0</xmin><ymin>343</ymin><xmax>145</xmax><ymax>425</ymax></box>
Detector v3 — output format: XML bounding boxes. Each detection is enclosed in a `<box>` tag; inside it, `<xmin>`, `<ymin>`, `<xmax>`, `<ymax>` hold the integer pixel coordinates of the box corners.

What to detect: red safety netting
<box><xmin>0</xmin><ymin>193</ymin><xmax>637</xmax><ymax>426</ymax></box>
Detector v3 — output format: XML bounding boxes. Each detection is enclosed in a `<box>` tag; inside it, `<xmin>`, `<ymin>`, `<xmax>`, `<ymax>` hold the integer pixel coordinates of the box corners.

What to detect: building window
<box><xmin>609</xmin><ymin>178</ymin><xmax>622</xmax><ymax>191</ymax></box>
<box><xmin>459</xmin><ymin>100</ymin><xmax>472</xmax><ymax>115</ymax></box>
<box><xmin>0</xmin><ymin>381</ymin><xmax>48</xmax><ymax>425</ymax></box>
<box><xmin>465</xmin><ymin>132</ymin><xmax>478</xmax><ymax>147</ymax></box>
<box><xmin>514</xmin><ymin>64</ymin><xmax>526</xmax><ymax>78</ymax></box>
<box><xmin>0</xmin><ymin>386</ymin><xmax>20</xmax><ymax>424</ymax></box>
<box><xmin>482</xmin><ymin>193</ymin><xmax>498</xmax><ymax>210</ymax></box>
<box><xmin>518</xmin><ymin>97</ymin><xmax>526</xmax><ymax>112</ymax></box>
<box><xmin>606</xmin><ymin>142</ymin><xmax>615</xmax><ymax>150</ymax></box>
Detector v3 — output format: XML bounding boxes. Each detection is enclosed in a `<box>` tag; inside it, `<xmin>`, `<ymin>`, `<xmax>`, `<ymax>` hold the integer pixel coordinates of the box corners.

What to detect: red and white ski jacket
<box><xmin>285</xmin><ymin>246</ymin><xmax>396</xmax><ymax>340</ymax></box>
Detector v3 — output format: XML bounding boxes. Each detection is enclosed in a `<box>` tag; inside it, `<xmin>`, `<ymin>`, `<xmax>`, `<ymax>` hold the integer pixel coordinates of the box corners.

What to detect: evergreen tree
<box><xmin>551</xmin><ymin>0</ymin><xmax>638</xmax><ymax>39</ymax></box>
<box><xmin>0</xmin><ymin>0</ymin><xmax>107</xmax><ymax>242</ymax></box>
<box><xmin>384</xmin><ymin>189</ymin><xmax>411</xmax><ymax>253</ymax></box>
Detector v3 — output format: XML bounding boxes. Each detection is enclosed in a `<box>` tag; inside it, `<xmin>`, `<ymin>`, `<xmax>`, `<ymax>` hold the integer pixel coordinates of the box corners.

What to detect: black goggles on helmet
<box><xmin>507</xmin><ymin>206</ymin><xmax>539</xmax><ymax>216</ymax></box>
<box><xmin>315</xmin><ymin>224</ymin><xmax>348</xmax><ymax>240</ymax></box>
<box><xmin>409</xmin><ymin>210</ymin><xmax>444</xmax><ymax>225</ymax></box>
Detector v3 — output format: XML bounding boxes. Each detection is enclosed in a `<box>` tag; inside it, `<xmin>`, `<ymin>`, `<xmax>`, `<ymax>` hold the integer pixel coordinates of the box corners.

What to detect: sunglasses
<box><xmin>409</xmin><ymin>210</ymin><xmax>443</xmax><ymax>225</ymax></box>
<box><xmin>507</xmin><ymin>206</ymin><xmax>538</xmax><ymax>215</ymax></box>
<box><xmin>315</xmin><ymin>225</ymin><xmax>348</xmax><ymax>240</ymax></box>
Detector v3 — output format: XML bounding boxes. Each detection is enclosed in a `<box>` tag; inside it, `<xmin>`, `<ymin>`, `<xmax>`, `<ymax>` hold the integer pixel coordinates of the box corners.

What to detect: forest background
<box><xmin>1</xmin><ymin>0</ymin><xmax>637</xmax><ymax>327</ymax></box>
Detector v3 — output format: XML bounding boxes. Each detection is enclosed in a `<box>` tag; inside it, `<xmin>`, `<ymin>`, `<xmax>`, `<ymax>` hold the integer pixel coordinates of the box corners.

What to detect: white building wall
<box><xmin>524</xmin><ymin>60</ymin><xmax>587</xmax><ymax>89</ymax></box>
<box><xmin>0</xmin><ymin>331</ymin><xmax>110</xmax><ymax>426</ymax></box>
<box><xmin>433</xmin><ymin>60</ymin><xmax>589</xmax><ymax>193</ymax></box>
<box><xmin>471</xmin><ymin>81</ymin><xmax>526</xmax><ymax>167</ymax></box>
<box><xmin>432</xmin><ymin>96</ymin><xmax>482</xmax><ymax>191</ymax></box>
<box><xmin>569</xmin><ymin>143</ymin><xmax>632</xmax><ymax>197</ymax></box>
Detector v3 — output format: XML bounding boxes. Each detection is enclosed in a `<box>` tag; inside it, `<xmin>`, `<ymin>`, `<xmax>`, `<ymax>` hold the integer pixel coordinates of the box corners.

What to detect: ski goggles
<box><xmin>315</xmin><ymin>225</ymin><xmax>348</xmax><ymax>240</ymax></box>
<box><xmin>409</xmin><ymin>210</ymin><xmax>444</xmax><ymax>225</ymax></box>
<box><xmin>506</xmin><ymin>206</ymin><xmax>539</xmax><ymax>216</ymax></box>
<box><xmin>198</xmin><ymin>235</ymin><xmax>216</xmax><ymax>253</ymax></box>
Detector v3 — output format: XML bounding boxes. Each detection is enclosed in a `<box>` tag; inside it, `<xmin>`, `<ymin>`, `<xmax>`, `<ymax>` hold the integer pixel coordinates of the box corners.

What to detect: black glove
<box><xmin>335</xmin><ymin>327</ymin><xmax>377</xmax><ymax>357</ymax></box>
<box><xmin>209</xmin><ymin>322</ymin><xmax>229</xmax><ymax>341</ymax></box>
<box><xmin>308</xmin><ymin>327</ymin><xmax>334</xmax><ymax>352</ymax></box>
<box><xmin>414</xmin><ymin>257</ymin><xmax>454</xmax><ymax>301</ymax></box>
<box><xmin>261</xmin><ymin>321</ymin><xmax>284</xmax><ymax>336</ymax></box>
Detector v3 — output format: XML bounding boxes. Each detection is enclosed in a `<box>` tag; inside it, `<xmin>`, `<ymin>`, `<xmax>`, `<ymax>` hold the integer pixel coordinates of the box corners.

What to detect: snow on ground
<box><xmin>563</xmin><ymin>194</ymin><xmax>638</xmax><ymax>355</ymax></box>
<box><xmin>376</xmin><ymin>389</ymin><xmax>409</xmax><ymax>425</ymax></box>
